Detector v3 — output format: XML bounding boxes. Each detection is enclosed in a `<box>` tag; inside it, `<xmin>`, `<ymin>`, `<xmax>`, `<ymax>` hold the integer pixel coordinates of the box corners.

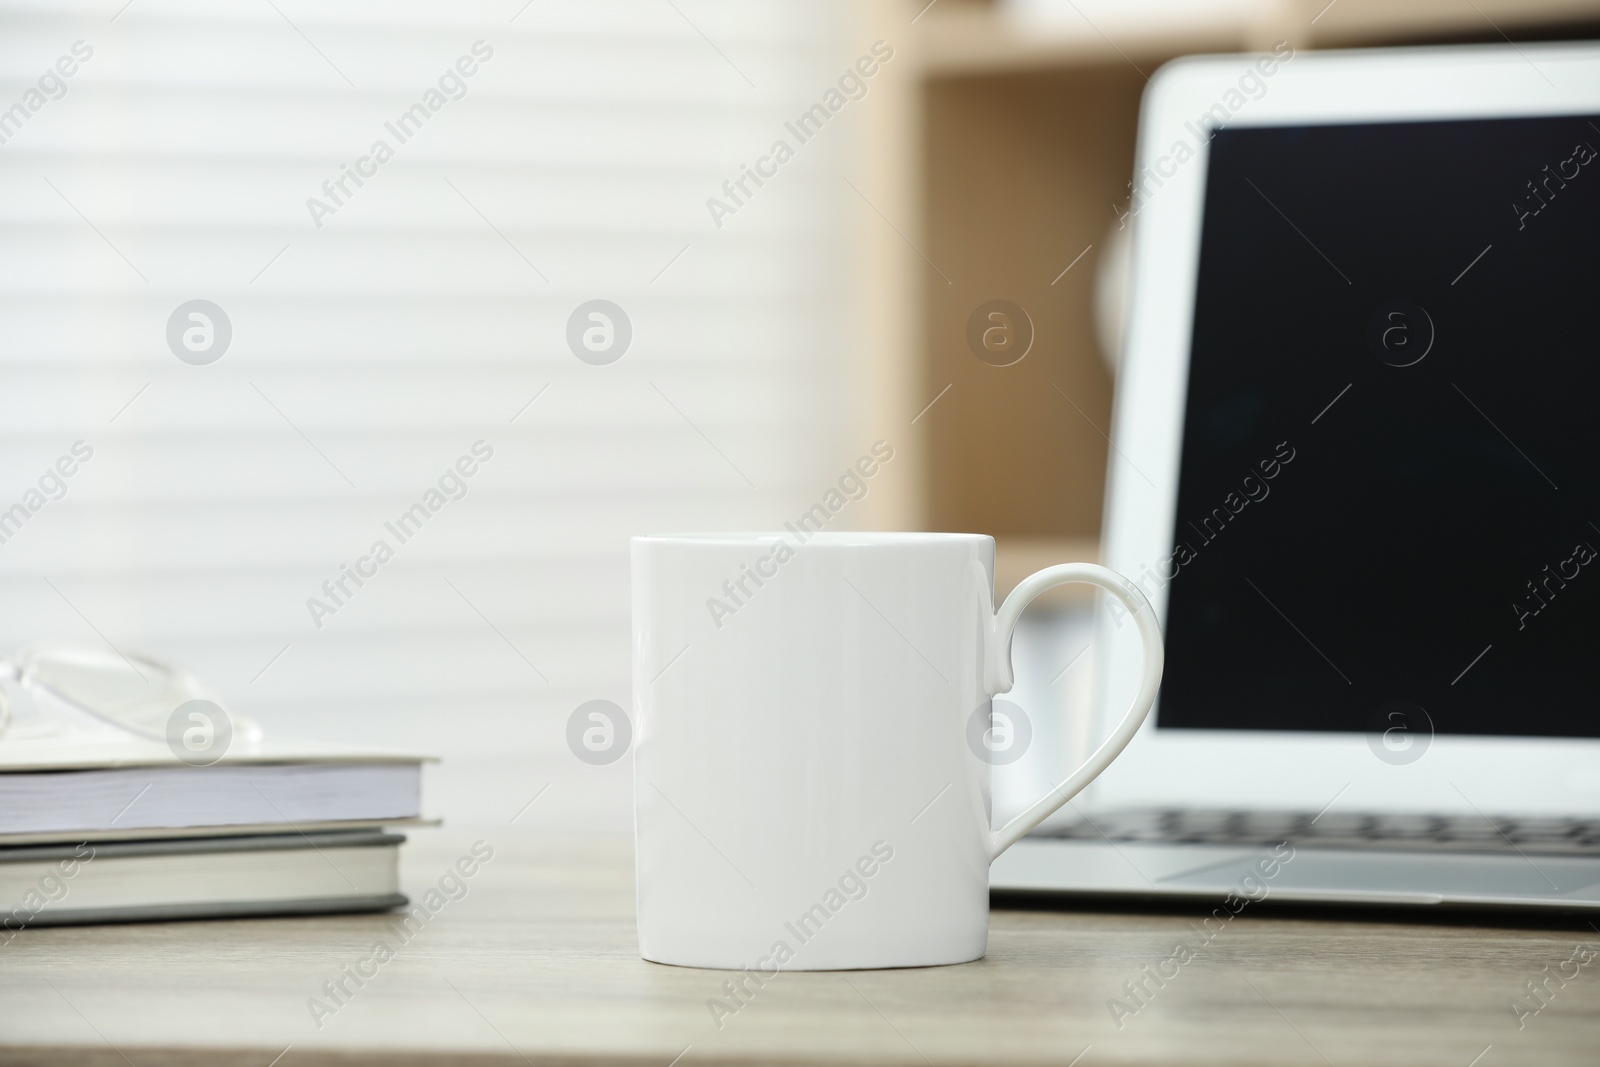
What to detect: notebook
<box><xmin>0</xmin><ymin>830</ymin><xmax>406</xmax><ymax>928</ymax></box>
<box><xmin>0</xmin><ymin>726</ymin><xmax>427</xmax><ymax>842</ymax></box>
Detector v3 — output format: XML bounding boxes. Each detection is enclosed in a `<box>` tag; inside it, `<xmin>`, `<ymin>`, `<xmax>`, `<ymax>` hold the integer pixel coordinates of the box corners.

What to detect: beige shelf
<box><xmin>917</xmin><ymin>4</ymin><xmax>1265</xmax><ymax>78</ymax></box>
<box><xmin>1300</xmin><ymin>0</ymin><xmax>1600</xmax><ymax>48</ymax></box>
<box><xmin>868</xmin><ymin>0</ymin><xmax>1600</xmax><ymax>555</ymax></box>
<box><xmin>995</xmin><ymin>536</ymin><xmax>1100</xmax><ymax>602</ymax></box>
<box><xmin>917</xmin><ymin>0</ymin><xmax>1600</xmax><ymax>78</ymax></box>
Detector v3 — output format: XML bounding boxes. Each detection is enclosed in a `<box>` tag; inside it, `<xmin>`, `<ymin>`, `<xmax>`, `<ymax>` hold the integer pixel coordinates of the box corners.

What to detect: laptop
<box><xmin>990</xmin><ymin>41</ymin><xmax>1600</xmax><ymax>911</ymax></box>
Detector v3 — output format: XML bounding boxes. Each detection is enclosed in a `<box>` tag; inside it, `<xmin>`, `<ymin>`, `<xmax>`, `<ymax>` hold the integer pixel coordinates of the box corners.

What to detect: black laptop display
<box><xmin>1160</xmin><ymin>114</ymin><xmax>1600</xmax><ymax>739</ymax></box>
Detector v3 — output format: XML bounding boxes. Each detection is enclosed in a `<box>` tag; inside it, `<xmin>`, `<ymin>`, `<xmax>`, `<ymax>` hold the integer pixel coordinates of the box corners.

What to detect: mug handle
<box><xmin>982</xmin><ymin>562</ymin><xmax>1164</xmax><ymax>862</ymax></box>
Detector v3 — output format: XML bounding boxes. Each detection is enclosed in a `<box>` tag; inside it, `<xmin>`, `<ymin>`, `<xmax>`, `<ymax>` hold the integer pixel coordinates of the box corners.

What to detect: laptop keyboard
<box><xmin>1035</xmin><ymin>810</ymin><xmax>1600</xmax><ymax>856</ymax></box>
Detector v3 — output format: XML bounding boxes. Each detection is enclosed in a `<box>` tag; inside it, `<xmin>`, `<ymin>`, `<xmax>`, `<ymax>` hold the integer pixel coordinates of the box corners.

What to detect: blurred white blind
<box><xmin>0</xmin><ymin>0</ymin><xmax>866</xmax><ymax>827</ymax></box>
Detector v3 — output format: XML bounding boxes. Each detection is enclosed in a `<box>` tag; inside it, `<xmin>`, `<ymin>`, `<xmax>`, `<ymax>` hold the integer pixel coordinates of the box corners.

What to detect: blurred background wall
<box><xmin>2</xmin><ymin>0</ymin><xmax>1596</xmax><ymax>832</ymax></box>
<box><xmin>0</xmin><ymin>0</ymin><xmax>921</xmax><ymax>830</ymax></box>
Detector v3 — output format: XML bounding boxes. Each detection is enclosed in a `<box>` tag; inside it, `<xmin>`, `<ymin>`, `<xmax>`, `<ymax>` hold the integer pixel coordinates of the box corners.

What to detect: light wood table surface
<box><xmin>4</xmin><ymin>827</ymin><xmax>1598</xmax><ymax>1066</ymax></box>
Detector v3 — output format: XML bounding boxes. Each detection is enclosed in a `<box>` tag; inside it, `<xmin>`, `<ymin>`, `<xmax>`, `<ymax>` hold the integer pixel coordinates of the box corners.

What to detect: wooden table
<box><xmin>5</xmin><ymin>827</ymin><xmax>1598</xmax><ymax>1065</ymax></box>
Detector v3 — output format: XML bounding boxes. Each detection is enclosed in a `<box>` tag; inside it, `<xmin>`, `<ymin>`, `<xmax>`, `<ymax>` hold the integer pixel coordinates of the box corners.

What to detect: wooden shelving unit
<box><xmin>851</xmin><ymin>0</ymin><xmax>1600</xmax><ymax>597</ymax></box>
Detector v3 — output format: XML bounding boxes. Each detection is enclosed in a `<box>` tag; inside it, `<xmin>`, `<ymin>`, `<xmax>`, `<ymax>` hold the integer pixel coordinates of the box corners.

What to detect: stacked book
<box><xmin>0</xmin><ymin>730</ymin><xmax>426</xmax><ymax>930</ymax></box>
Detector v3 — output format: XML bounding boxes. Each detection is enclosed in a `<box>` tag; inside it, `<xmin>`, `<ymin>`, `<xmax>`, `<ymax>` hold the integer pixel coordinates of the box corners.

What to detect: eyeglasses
<box><xmin>0</xmin><ymin>641</ymin><xmax>261</xmax><ymax>753</ymax></box>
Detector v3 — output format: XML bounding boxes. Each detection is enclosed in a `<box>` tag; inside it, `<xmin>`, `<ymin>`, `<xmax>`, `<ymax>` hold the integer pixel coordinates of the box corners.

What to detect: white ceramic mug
<box><xmin>631</xmin><ymin>532</ymin><xmax>1163</xmax><ymax>970</ymax></box>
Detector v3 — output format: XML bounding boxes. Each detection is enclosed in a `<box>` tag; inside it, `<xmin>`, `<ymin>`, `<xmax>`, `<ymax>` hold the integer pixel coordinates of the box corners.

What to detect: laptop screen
<box><xmin>1160</xmin><ymin>113</ymin><xmax>1600</xmax><ymax>739</ymax></box>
